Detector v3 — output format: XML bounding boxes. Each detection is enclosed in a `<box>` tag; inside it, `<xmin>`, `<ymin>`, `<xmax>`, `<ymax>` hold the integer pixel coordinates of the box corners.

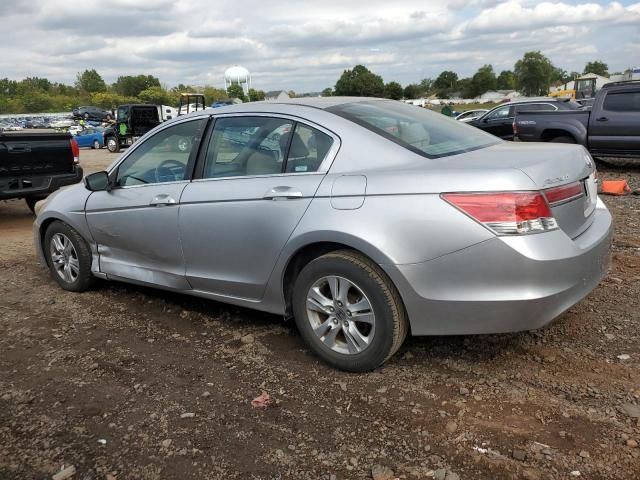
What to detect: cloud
<box><xmin>0</xmin><ymin>0</ymin><xmax>637</xmax><ymax>91</ymax></box>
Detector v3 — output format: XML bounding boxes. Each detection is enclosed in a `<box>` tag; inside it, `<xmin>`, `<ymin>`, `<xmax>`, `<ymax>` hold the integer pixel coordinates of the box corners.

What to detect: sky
<box><xmin>0</xmin><ymin>0</ymin><xmax>638</xmax><ymax>92</ymax></box>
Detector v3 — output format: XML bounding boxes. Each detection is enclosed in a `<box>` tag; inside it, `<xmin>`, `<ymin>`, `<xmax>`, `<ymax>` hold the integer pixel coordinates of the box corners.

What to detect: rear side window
<box><xmin>328</xmin><ymin>100</ymin><xmax>498</xmax><ymax>159</ymax></box>
<box><xmin>284</xmin><ymin>124</ymin><xmax>333</xmax><ymax>173</ymax></box>
<box><xmin>516</xmin><ymin>103</ymin><xmax>557</xmax><ymax>112</ymax></box>
<box><xmin>603</xmin><ymin>92</ymin><xmax>640</xmax><ymax>112</ymax></box>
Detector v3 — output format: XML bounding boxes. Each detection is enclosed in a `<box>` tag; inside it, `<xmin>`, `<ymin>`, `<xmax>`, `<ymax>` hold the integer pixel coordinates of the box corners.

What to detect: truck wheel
<box><xmin>292</xmin><ymin>250</ymin><xmax>408</xmax><ymax>372</ymax></box>
<box><xmin>84</xmin><ymin>113</ymin><xmax>89</xmax><ymax>120</ymax></box>
<box><xmin>550</xmin><ymin>136</ymin><xmax>575</xmax><ymax>144</ymax></box>
<box><xmin>44</xmin><ymin>221</ymin><xmax>95</xmax><ymax>292</ymax></box>
<box><xmin>92</xmin><ymin>140</ymin><xmax>100</xmax><ymax>149</ymax></box>
<box><xmin>25</xmin><ymin>196</ymin><xmax>46</xmax><ymax>214</ymax></box>
<box><xmin>106</xmin><ymin>137</ymin><xmax>120</xmax><ymax>153</ymax></box>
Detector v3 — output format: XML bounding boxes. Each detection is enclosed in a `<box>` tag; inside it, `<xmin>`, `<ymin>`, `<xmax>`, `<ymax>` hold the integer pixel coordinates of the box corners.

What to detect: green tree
<box><xmin>496</xmin><ymin>70</ymin><xmax>517</xmax><ymax>90</ymax></box>
<box><xmin>227</xmin><ymin>84</ymin><xmax>246</xmax><ymax>101</ymax></box>
<box><xmin>75</xmin><ymin>69</ymin><xmax>106</xmax><ymax>93</ymax></box>
<box><xmin>419</xmin><ymin>78</ymin><xmax>433</xmax><ymax>94</ymax></box>
<box><xmin>334</xmin><ymin>65</ymin><xmax>385</xmax><ymax>97</ymax></box>
<box><xmin>514</xmin><ymin>51</ymin><xmax>555</xmax><ymax>96</ymax></box>
<box><xmin>384</xmin><ymin>81</ymin><xmax>403</xmax><ymax>100</ymax></box>
<box><xmin>433</xmin><ymin>71</ymin><xmax>458</xmax><ymax>97</ymax></box>
<box><xmin>468</xmin><ymin>64</ymin><xmax>497</xmax><ymax>97</ymax></box>
<box><xmin>113</xmin><ymin>75</ymin><xmax>161</xmax><ymax>97</ymax></box>
<box><xmin>321</xmin><ymin>87</ymin><xmax>333</xmax><ymax>97</ymax></box>
<box><xmin>403</xmin><ymin>84</ymin><xmax>420</xmax><ymax>99</ymax></box>
<box><xmin>138</xmin><ymin>86</ymin><xmax>172</xmax><ymax>105</ymax></box>
<box><xmin>583</xmin><ymin>61</ymin><xmax>608</xmax><ymax>77</ymax></box>
<box><xmin>248</xmin><ymin>88</ymin><xmax>266</xmax><ymax>102</ymax></box>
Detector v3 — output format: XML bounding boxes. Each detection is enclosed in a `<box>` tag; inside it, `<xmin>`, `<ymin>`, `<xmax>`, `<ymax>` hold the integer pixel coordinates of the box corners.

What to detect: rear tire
<box><xmin>44</xmin><ymin>221</ymin><xmax>95</xmax><ymax>292</ymax></box>
<box><xmin>92</xmin><ymin>139</ymin><xmax>100</xmax><ymax>149</ymax></box>
<box><xmin>292</xmin><ymin>250</ymin><xmax>408</xmax><ymax>372</ymax></box>
<box><xmin>550</xmin><ymin>136</ymin><xmax>575</xmax><ymax>143</ymax></box>
<box><xmin>25</xmin><ymin>196</ymin><xmax>46</xmax><ymax>214</ymax></box>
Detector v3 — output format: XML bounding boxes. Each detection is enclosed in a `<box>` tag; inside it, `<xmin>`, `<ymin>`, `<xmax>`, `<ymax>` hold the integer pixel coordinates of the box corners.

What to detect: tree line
<box><xmin>0</xmin><ymin>54</ymin><xmax>614</xmax><ymax>114</ymax></box>
<box><xmin>327</xmin><ymin>52</ymin><xmax>612</xmax><ymax>99</ymax></box>
<box><xmin>0</xmin><ymin>69</ymin><xmax>269</xmax><ymax>114</ymax></box>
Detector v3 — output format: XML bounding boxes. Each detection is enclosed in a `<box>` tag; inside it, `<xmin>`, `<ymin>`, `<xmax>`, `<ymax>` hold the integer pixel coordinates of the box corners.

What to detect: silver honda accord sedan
<box><xmin>34</xmin><ymin>98</ymin><xmax>612</xmax><ymax>371</ymax></box>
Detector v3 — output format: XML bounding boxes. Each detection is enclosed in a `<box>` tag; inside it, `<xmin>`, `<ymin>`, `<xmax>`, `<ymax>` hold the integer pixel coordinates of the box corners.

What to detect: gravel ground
<box><xmin>1</xmin><ymin>149</ymin><xmax>639</xmax><ymax>480</ymax></box>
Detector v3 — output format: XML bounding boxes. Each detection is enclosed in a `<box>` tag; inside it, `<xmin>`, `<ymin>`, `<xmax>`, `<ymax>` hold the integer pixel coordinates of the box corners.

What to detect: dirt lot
<box><xmin>1</xmin><ymin>149</ymin><xmax>639</xmax><ymax>480</ymax></box>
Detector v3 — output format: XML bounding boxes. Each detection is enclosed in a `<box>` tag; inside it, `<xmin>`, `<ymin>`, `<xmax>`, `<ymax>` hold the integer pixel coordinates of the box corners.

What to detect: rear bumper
<box><xmin>385</xmin><ymin>198</ymin><xmax>612</xmax><ymax>335</ymax></box>
<box><xmin>0</xmin><ymin>165</ymin><xmax>83</xmax><ymax>200</ymax></box>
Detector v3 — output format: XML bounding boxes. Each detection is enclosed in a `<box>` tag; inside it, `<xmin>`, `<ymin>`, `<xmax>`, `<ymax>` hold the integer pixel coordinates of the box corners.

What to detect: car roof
<box><xmin>505</xmin><ymin>97</ymin><xmax>570</xmax><ymax>104</ymax></box>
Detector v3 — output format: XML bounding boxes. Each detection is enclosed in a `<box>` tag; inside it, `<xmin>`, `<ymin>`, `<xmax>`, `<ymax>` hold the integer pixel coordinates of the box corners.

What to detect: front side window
<box><xmin>603</xmin><ymin>91</ymin><xmax>640</xmax><ymax>112</ymax></box>
<box><xmin>328</xmin><ymin>100</ymin><xmax>498</xmax><ymax>159</ymax></box>
<box><xmin>203</xmin><ymin>117</ymin><xmax>293</xmax><ymax>178</ymax></box>
<box><xmin>485</xmin><ymin>105</ymin><xmax>513</xmax><ymax>120</ymax></box>
<box><xmin>115</xmin><ymin>119</ymin><xmax>206</xmax><ymax>186</ymax></box>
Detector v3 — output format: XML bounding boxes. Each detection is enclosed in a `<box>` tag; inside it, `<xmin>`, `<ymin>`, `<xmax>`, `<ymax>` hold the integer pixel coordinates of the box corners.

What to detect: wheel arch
<box><xmin>279</xmin><ymin>235</ymin><xmax>405</xmax><ymax>320</ymax></box>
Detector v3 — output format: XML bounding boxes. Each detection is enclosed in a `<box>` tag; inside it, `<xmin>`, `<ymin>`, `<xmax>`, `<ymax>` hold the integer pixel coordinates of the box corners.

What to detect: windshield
<box><xmin>327</xmin><ymin>100</ymin><xmax>499</xmax><ymax>158</ymax></box>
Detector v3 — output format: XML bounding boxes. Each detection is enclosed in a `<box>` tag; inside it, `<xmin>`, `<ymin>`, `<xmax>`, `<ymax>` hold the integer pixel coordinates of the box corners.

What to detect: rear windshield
<box><xmin>327</xmin><ymin>100</ymin><xmax>499</xmax><ymax>158</ymax></box>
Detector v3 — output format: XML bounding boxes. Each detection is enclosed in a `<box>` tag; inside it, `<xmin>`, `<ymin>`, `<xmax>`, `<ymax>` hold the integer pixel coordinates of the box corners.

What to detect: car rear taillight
<box><xmin>70</xmin><ymin>138</ymin><xmax>79</xmax><ymax>164</ymax></box>
<box><xmin>442</xmin><ymin>192</ymin><xmax>558</xmax><ymax>235</ymax></box>
<box><xmin>543</xmin><ymin>181</ymin><xmax>584</xmax><ymax>205</ymax></box>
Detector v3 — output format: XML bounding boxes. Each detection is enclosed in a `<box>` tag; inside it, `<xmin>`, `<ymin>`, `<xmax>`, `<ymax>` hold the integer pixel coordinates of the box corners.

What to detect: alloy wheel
<box><xmin>306</xmin><ymin>276</ymin><xmax>375</xmax><ymax>355</ymax></box>
<box><xmin>49</xmin><ymin>233</ymin><xmax>79</xmax><ymax>284</ymax></box>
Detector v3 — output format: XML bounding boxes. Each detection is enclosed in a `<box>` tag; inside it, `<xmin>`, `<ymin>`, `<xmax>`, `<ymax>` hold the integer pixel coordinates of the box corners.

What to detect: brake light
<box><xmin>70</xmin><ymin>138</ymin><xmax>80</xmax><ymax>164</ymax></box>
<box><xmin>442</xmin><ymin>192</ymin><xmax>558</xmax><ymax>235</ymax></box>
<box><xmin>544</xmin><ymin>181</ymin><xmax>583</xmax><ymax>205</ymax></box>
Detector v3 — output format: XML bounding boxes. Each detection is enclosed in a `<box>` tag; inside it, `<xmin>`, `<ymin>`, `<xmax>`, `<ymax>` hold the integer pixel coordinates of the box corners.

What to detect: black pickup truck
<box><xmin>514</xmin><ymin>81</ymin><xmax>640</xmax><ymax>158</ymax></box>
<box><xmin>0</xmin><ymin>132</ymin><xmax>83</xmax><ymax>212</ymax></box>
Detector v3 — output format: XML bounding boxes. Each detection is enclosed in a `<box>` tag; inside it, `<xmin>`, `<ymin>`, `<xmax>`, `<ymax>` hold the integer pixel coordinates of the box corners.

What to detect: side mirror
<box><xmin>84</xmin><ymin>171</ymin><xmax>111</xmax><ymax>192</ymax></box>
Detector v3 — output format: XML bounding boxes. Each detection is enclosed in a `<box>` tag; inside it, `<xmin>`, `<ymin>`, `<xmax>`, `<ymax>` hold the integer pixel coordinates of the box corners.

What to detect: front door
<box><xmin>179</xmin><ymin>115</ymin><xmax>336</xmax><ymax>300</ymax></box>
<box><xmin>589</xmin><ymin>89</ymin><xmax>640</xmax><ymax>153</ymax></box>
<box><xmin>480</xmin><ymin>105</ymin><xmax>514</xmax><ymax>139</ymax></box>
<box><xmin>85</xmin><ymin>118</ymin><xmax>207</xmax><ymax>289</ymax></box>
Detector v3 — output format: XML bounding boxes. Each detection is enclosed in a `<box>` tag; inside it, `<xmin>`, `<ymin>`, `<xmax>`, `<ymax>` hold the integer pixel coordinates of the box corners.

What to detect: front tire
<box><xmin>44</xmin><ymin>221</ymin><xmax>95</xmax><ymax>292</ymax></box>
<box><xmin>106</xmin><ymin>136</ymin><xmax>120</xmax><ymax>153</ymax></box>
<box><xmin>292</xmin><ymin>250</ymin><xmax>408</xmax><ymax>372</ymax></box>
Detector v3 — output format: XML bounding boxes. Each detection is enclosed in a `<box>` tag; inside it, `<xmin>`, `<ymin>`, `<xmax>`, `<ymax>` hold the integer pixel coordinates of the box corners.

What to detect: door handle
<box><xmin>149</xmin><ymin>194</ymin><xmax>177</xmax><ymax>206</ymax></box>
<box><xmin>263</xmin><ymin>186</ymin><xmax>303</xmax><ymax>200</ymax></box>
<box><xmin>596</xmin><ymin>117</ymin><xmax>608</xmax><ymax>122</ymax></box>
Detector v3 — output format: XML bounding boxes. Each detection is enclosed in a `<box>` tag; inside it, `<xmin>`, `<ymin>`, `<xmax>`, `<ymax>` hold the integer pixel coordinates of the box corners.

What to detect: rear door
<box><xmin>588</xmin><ymin>89</ymin><xmax>640</xmax><ymax>153</ymax></box>
<box><xmin>85</xmin><ymin>117</ymin><xmax>207</xmax><ymax>289</ymax></box>
<box><xmin>179</xmin><ymin>114</ymin><xmax>338</xmax><ymax>300</ymax></box>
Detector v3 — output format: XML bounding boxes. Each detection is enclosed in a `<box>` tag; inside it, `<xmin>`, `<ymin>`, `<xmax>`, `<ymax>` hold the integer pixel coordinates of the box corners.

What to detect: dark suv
<box><xmin>72</xmin><ymin>106</ymin><xmax>112</xmax><ymax>122</ymax></box>
<box><xmin>467</xmin><ymin>97</ymin><xmax>582</xmax><ymax>140</ymax></box>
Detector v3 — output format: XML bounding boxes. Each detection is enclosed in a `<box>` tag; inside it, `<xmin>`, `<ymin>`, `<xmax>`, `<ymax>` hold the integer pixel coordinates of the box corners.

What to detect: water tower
<box><xmin>224</xmin><ymin>65</ymin><xmax>251</xmax><ymax>96</ymax></box>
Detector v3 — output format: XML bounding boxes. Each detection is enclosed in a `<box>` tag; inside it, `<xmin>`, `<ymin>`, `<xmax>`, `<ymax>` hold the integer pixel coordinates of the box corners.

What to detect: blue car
<box><xmin>74</xmin><ymin>128</ymin><xmax>104</xmax><ymax>149</ymax></box>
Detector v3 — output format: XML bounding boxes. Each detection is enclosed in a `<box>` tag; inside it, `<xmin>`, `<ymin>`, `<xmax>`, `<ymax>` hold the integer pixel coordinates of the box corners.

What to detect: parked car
<box><xmin>1</xmin><ymin>131</ymin><xmax>82</xmax><ymax>212</ymax></box>
<box><xmin>34</xmin><ymin>98</ymin><xmax>611</xmax><ymax>372</ymax></box>
<box><xmin>50</xmin><ymin>118</ymin><xmax>74</xmax><ymax>129</ymax></box>
<box><xmin>467</xmin><ymin>97</ymin><xmax>582</xmax><ymax>140</ymax></box>
<box><xmin>73</xmin><ymin>127</ymin><xmax>104</xmax><ymax>149</ymax></box>
<box><xmin>103</xmin><ymin>104</ymin><xmax>161</xmax><ymax>153</ymax></box>
<box><xmin>514</xmin><ymin>81</ymin><xmax>640</xmax><ymax>158</ymax></box>
<box><xmin>72</xmin><ymin>106</ymin><xmax>112</xmax><ymax>122</ymax></box>
<box><xmin>454</xmin><ymin>109</ymin><xmax>488</xmax><ymax>123</ymax></box>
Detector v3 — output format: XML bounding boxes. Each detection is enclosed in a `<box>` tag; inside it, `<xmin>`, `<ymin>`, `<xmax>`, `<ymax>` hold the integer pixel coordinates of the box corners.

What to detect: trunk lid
<box><xmin>0</xmin><ymin>132</ymin><xmax>74</xmax><ymax>177</ymax></box>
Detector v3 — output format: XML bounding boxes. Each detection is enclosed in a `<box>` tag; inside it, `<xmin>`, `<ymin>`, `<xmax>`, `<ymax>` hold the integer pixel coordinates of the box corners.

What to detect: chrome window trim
<box><xmin>107</xmin><ymin>114</ymin><xmax>212</xmax><ymax>175</ymax></box>
<box><xmin>113</xmin><ymin>180</ymin><xmax>191</xmax><ymax>190</ymax></box>
<box><xmin>206</xmin><ymin>111</ymin><xmax>342</xmax><ymax>174</ymax></box>
<box><xmin>191</xmin><ymin>171</ymin><xmax>325</xmax><ymax>184</ymax></box>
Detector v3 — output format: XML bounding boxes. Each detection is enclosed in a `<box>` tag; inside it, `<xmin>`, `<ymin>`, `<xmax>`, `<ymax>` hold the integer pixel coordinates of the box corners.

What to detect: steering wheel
<box><xmin>155</xmin><ymin>159</ymin><xmax>185</xmax><ymax>183</ymax></box>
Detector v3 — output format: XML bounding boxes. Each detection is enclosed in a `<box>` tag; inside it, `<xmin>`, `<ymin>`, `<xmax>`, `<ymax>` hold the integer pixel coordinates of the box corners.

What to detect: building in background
<box><xmin>264</xmin><ymin>90</ymin><xmax>290</xmax><ymax>101</ymax></box>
